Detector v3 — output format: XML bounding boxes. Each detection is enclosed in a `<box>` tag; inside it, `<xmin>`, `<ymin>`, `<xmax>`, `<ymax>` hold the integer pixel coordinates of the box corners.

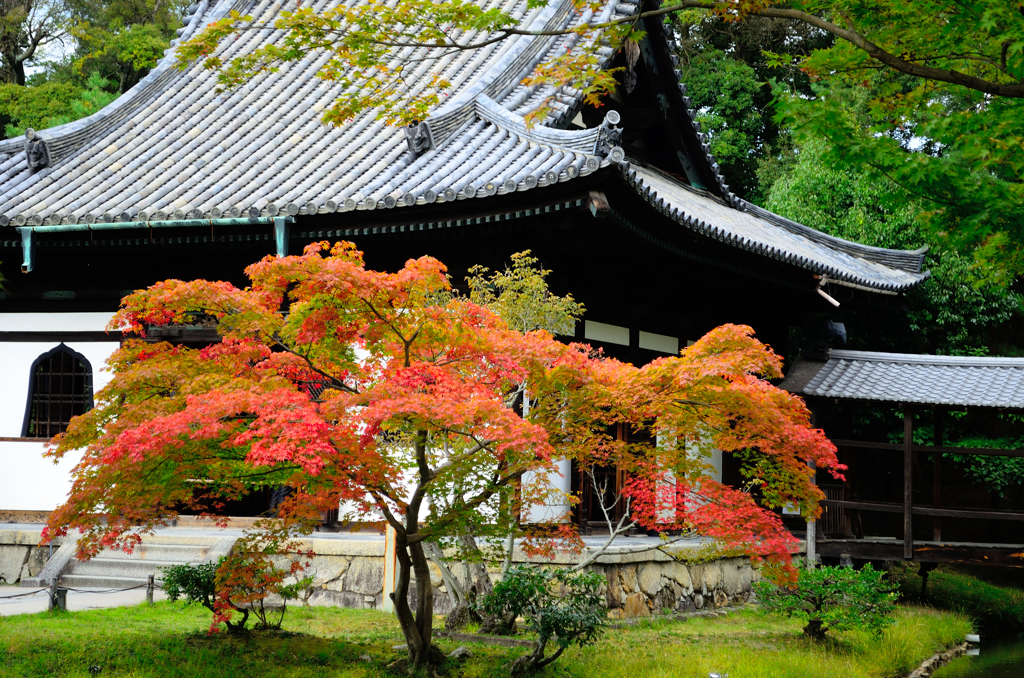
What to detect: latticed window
<box><xmin>22</xmin><ymin>345</ymin><xmax>93</xmax><ymax>438</ymax></box>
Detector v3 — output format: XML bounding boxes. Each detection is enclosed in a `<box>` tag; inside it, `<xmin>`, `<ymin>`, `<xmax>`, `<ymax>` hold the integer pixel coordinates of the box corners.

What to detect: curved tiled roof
<box><xmin>801</xmin><ymin>350</ymin><xmax>1024</xmax><ymax>409</ymax></box>
<box><xmin>0</xmin><ymin>0</ymin><xmax>929</xmax><ymax>294</ymax></box>
<box><xmin>623</xmin><ymin>163</ymin><xmax>928</xmax><ymax>293</ymax></box>
<box><xmin>0</xmin><ymin>0</ymin><xmax>632</xmax><ymax>225</ymax></box>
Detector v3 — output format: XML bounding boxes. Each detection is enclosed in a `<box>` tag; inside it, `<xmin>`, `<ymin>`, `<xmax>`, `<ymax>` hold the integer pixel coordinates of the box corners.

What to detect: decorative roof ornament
<box><xmin>595</xmin><ymin>110</ymin><xmax>624</xmax><ymax>163</ymax></box>
<box><xmin>24</xmin><ymin>129</ymin><xmax>50</xmax><ymax>171</ymax></box>
<box><xmin>404</xmin><ymin>121</ymin><xmax>435</xmax><ymax>157</ymax></box>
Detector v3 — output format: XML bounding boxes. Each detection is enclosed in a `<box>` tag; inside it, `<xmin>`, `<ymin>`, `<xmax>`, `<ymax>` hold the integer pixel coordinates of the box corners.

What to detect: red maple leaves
<box><xmin>44</xmin><ymin>242</ymin><xmax>839</xmax><ymax>583</ymax></box>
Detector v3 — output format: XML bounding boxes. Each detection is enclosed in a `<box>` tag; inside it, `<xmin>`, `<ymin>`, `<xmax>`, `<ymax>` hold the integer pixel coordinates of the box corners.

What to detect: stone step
<box><xmin>58</xmin><ymin>574</ymin><xmax>153</xmax><ymax>590</ymax></box>
<box><xmin>87</xmin><ymin>543</ymin><xmax>211</xmax><ymax>562</ymax></box>
<box><xmin>65</xmin><ymin>557</ymin><xmax>187</xmax><ymax>579</ymax></box>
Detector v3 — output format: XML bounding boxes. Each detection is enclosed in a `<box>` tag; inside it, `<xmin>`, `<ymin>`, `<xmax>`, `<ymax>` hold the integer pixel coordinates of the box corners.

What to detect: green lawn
<box><xmin>0</xmin><ymin>602</ymin><xmax>969</xmax><ymax>678</ymax></box>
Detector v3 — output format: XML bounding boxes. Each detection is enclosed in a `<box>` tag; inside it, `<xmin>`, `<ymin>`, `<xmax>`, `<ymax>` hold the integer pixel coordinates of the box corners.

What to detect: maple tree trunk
<box><xmin>392</xmin><ymin>531</ymin><xmax>437</xmax><ymax>673</ymax></box>
<box><xmin>392</xmin><ymin>434</ymin><xmax>438</xmax><ymax>675</ymax></box>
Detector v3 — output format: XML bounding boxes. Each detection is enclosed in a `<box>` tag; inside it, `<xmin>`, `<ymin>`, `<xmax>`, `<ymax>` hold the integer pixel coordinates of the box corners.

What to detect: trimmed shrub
<box><xmin>479</xmin><ymin>566</ymin><xmax>606</xmax><ymax>674</ymax></box>
<box><xmin>754</xmin><ymin>564</ymin><xmax>897</xmax><ymax>640</ymax></box>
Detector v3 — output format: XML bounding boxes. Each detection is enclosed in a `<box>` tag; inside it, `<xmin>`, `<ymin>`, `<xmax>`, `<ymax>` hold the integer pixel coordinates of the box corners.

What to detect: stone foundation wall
<box><xmin>297</xmin><ymin>538</ymin><xmax>760</xmax><ymax>619</ymax></box>
<box><xmin>299</xmin><ymin>541</ymin><xmax>388</xmax><ymax>610</ymax></box>
<box><xmin>0</xmin><ymin>529</ymin><xmax>62</xmax><ymax>584</ymax></box>
<box><xmin>591</xmin><ymin>557</ymin><xmax>756</xmax><ymax>618</ymax></box>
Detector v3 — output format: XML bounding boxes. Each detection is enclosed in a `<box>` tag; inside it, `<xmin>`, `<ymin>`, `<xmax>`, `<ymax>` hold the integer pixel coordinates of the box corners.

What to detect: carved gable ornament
<box><xmin>404</xmin><ymin>121</ymin><xmax>435</xmax><ymax>158</ymax></box>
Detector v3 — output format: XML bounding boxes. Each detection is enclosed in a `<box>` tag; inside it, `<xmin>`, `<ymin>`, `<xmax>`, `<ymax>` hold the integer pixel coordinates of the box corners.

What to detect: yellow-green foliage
<box><xmin>0</xmin><ymin>600</ymin><xmax>970</xmax><ymax>678</ymax></box>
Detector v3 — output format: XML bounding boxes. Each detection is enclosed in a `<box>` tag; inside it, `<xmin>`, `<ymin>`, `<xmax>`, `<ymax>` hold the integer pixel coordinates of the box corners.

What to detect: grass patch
<box><xmin>894</xmin><ymin>564</ymin><xmax>1024</xmax><ymax>633</ymax></box>
<box><xmin>559</xmin><ymin>606</ymin><xmax>969</xmax><ymax>678</ymax></box>
<box><xmin>0</xmin><ymin>602</ymin><xmax>969</xmax><ymax>677</ymax></box>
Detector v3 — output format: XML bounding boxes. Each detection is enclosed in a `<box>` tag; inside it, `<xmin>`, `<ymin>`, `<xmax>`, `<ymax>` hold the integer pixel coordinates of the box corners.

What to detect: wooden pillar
<box><xmin>904</xmin><ymin>410</ymin><xmax>914</xmax><ymax>560</ymax></box>
<box><xmin>933</xmin><ymin>409</ymin><xmax>943</xmax><ymax>542</ymax></box>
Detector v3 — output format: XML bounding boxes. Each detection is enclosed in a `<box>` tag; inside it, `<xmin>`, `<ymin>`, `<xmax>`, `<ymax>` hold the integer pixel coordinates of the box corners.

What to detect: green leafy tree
<box><xmin>765</xmin><ymin>137</ymin><xmax>1020</xmax><ymax>357</ymax></box>
<box><xmin>467</xmin><ymin>250</ymin><xmax>584</xmax><ymax>337</ymax></box>
<box><xmin>0</xmin><ymin>0</ymin><xmax>67</xmax><ymax>85</ymax></box>
<box><xmin>754</xmin><ymin>564</ymin><xmax>898</xmax><ymax>640</ymax></box>
<box><xmin>73</xmin><ymin>21</ymin><xmax>174</xmax><ymax>93</ymax></box>
<box><xmin>675</xmin><ymin>0</ymin><xmax>1024</xmax><ymax>274</ymax></box>
<box><xmin>675</xmin><ymin>48</ymin><xmax>766</xmax><ymax>201</ymax></box>
<box><xmin>0</xmin><ymin>71</ymin><xmax>117</xmax><ymax>138</ymax></box>
<box><xmin>671</xmin><ymin>12</ymin><xmax>830</xmax><ymax>202</ymax></box>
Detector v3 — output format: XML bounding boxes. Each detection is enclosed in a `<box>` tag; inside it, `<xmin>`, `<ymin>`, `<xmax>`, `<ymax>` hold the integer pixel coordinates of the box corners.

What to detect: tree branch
<box><xmin>568</xmin><ymin>468</ymin><xmax>637</xmax><ymax>572</ymax></box>
<box><xmin>198</xmin><ymin>0</ymin><xmax>1024</xmax><ymax>99</ymax></box>
<box><xmin>672</xmin><ymin>2</ymin><xmax>1024</xmax><ymax>97</ymax></box>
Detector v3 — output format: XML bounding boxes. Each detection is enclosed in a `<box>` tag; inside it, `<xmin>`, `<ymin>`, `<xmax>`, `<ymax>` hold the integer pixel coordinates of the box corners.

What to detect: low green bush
<box><xmin>162</xmin><ymin>561</ymin><xmax>224</xmax><ymax>619</ymax></box>
<box><xmin>479</xmin><ymin>566</ymin><xmax>606</xmax><ymax>674</ymax></box>
<box><xmin>754</xmin><ymin>564</ymin><xmax>898</xmax><ymax>640</ymax></box>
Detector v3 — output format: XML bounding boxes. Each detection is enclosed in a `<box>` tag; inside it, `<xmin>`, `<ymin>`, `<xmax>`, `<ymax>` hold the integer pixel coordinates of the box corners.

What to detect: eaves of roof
<box><xmin>622</xmin><ymin>163</ymin><xmax>929</xmax><ymax>294</ymax></box>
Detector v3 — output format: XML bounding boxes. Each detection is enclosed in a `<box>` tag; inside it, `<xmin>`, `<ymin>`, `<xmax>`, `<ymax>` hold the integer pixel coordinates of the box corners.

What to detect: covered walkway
<box><xmin>781</xmin><ymin>350</ymin><xmax>1024</xmax><ymax>567</ymax></box>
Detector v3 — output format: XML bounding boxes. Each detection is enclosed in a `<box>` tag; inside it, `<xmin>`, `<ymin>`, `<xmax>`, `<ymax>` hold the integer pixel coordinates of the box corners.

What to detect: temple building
<box><xmin>0</xmin><ymin>0</ymin><xmax>928</xmax><ymax>524</ymax></box>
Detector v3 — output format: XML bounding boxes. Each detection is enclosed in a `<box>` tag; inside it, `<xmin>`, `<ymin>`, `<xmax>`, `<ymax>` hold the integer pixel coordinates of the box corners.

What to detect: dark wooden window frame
<box><xmin>21</xmin><ymin>343</ymin><xmax>94</xmax><ymax>439</ymax></box>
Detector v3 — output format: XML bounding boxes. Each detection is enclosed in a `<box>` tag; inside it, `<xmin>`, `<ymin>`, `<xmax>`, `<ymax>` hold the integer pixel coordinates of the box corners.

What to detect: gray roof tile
<box><xmin>801</xmin><ymin>350</ymin><xmax>1024</xmax><ymax>408</ymax></box>
<box><xmin>0</xmin><ymin>0</ymin><xmax>928</xmax><ymax>293</ymax></box>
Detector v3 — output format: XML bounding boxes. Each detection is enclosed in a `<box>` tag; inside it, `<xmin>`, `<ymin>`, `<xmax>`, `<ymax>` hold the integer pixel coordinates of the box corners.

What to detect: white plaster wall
<box><xmin>0</xmin><ymin>440</ymin><xmax>84</xmax><ymax>511</ymax></box>
<box><xmin>522</xmin><ymin>459</ymin><xmax>572</xmax><ymax>523</ymax></box>
<box><xmin>708</xmin><ymin>449</ymin><xmax>723</xmax><ymax>484</ymax></box>
<box><xmin>0</xmin><ymin>312</ymin><xmax>114</xmax><ymax>332</ymax></box>
<box><xmin>0</xmin><ymin>335</ymin><xmax>120</xmax><ymax>511</ymax></box>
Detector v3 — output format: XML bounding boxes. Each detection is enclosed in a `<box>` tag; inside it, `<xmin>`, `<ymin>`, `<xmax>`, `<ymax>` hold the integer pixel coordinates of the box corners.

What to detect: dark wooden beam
<box><xmin>0</xmin><ymin>331</ymin><xmax>122</xmax><ymax>342</ymax></box>
<box><xmin>821</xmin><ymin>499</ymin><xmax>902</xmax><ymax>513</ymax></box>
<box><xmin>821</xmin><ymin>499</ymin><xmax>1024</xmax><ymax>522</ymax></box>
<box><xmin>833</xmin><ymin>439</ymin><xmax>903</xmax><ymax>451</ymax></box>
<box><xmin>904</xmin><ymin>411</ymin><xmax>913</xmax><ymax>559</ymax></box>
<box><xmin>832</xmin><ymin>438</ymin><xmax>1024</xmax><ymax>458</ymax></box>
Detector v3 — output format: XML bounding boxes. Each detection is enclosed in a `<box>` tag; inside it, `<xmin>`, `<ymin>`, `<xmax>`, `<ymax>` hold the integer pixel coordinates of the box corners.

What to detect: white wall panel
<box><xmin>0</xmin><ymin>338</ymin><xmax>119</xmax><ymax>511</ymax></box>
<box><xmin>0</xmin><ymin>440</ymin><xmax>84</xmax><ymax>511</ymax></box>
<box><xmin>583</xmin><ymin>321</ymin><xmax>629</xmax><ymax>346</ymax></box>
<box><xmin>639</xmin><ymin>331</ymin><xmax>679</xmax><ymax>354</ymax></box>
<box><xmin>522</xmin><ymin>459</ymin><xmax>572</xmax><ymax>523</ymax></box>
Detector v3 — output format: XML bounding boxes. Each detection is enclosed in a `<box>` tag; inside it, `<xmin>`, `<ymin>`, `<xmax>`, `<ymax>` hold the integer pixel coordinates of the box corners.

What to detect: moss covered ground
<box><xmin>893</xmin><ymin>564</ymin><xmax>1024</xmax><ymax>633</ymax></box>
<box><xmin>0</xmin><ymin>601</ymin><xmax>970</xmax><ymax>678</ymax></box>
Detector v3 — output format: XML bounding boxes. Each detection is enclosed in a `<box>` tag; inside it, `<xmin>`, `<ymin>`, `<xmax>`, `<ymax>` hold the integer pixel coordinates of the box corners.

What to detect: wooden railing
<box><xmin>825</xmin><ymin>425</ymin><xmax>1024</xmax><ymax>559</ymax></box>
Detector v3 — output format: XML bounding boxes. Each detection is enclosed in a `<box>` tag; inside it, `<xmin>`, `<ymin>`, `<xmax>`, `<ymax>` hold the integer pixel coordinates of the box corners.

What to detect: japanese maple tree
<box><xmin>44</xmin><ymin>241</ymin><xmax>839</xmax><ymax>674</ymax></box>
